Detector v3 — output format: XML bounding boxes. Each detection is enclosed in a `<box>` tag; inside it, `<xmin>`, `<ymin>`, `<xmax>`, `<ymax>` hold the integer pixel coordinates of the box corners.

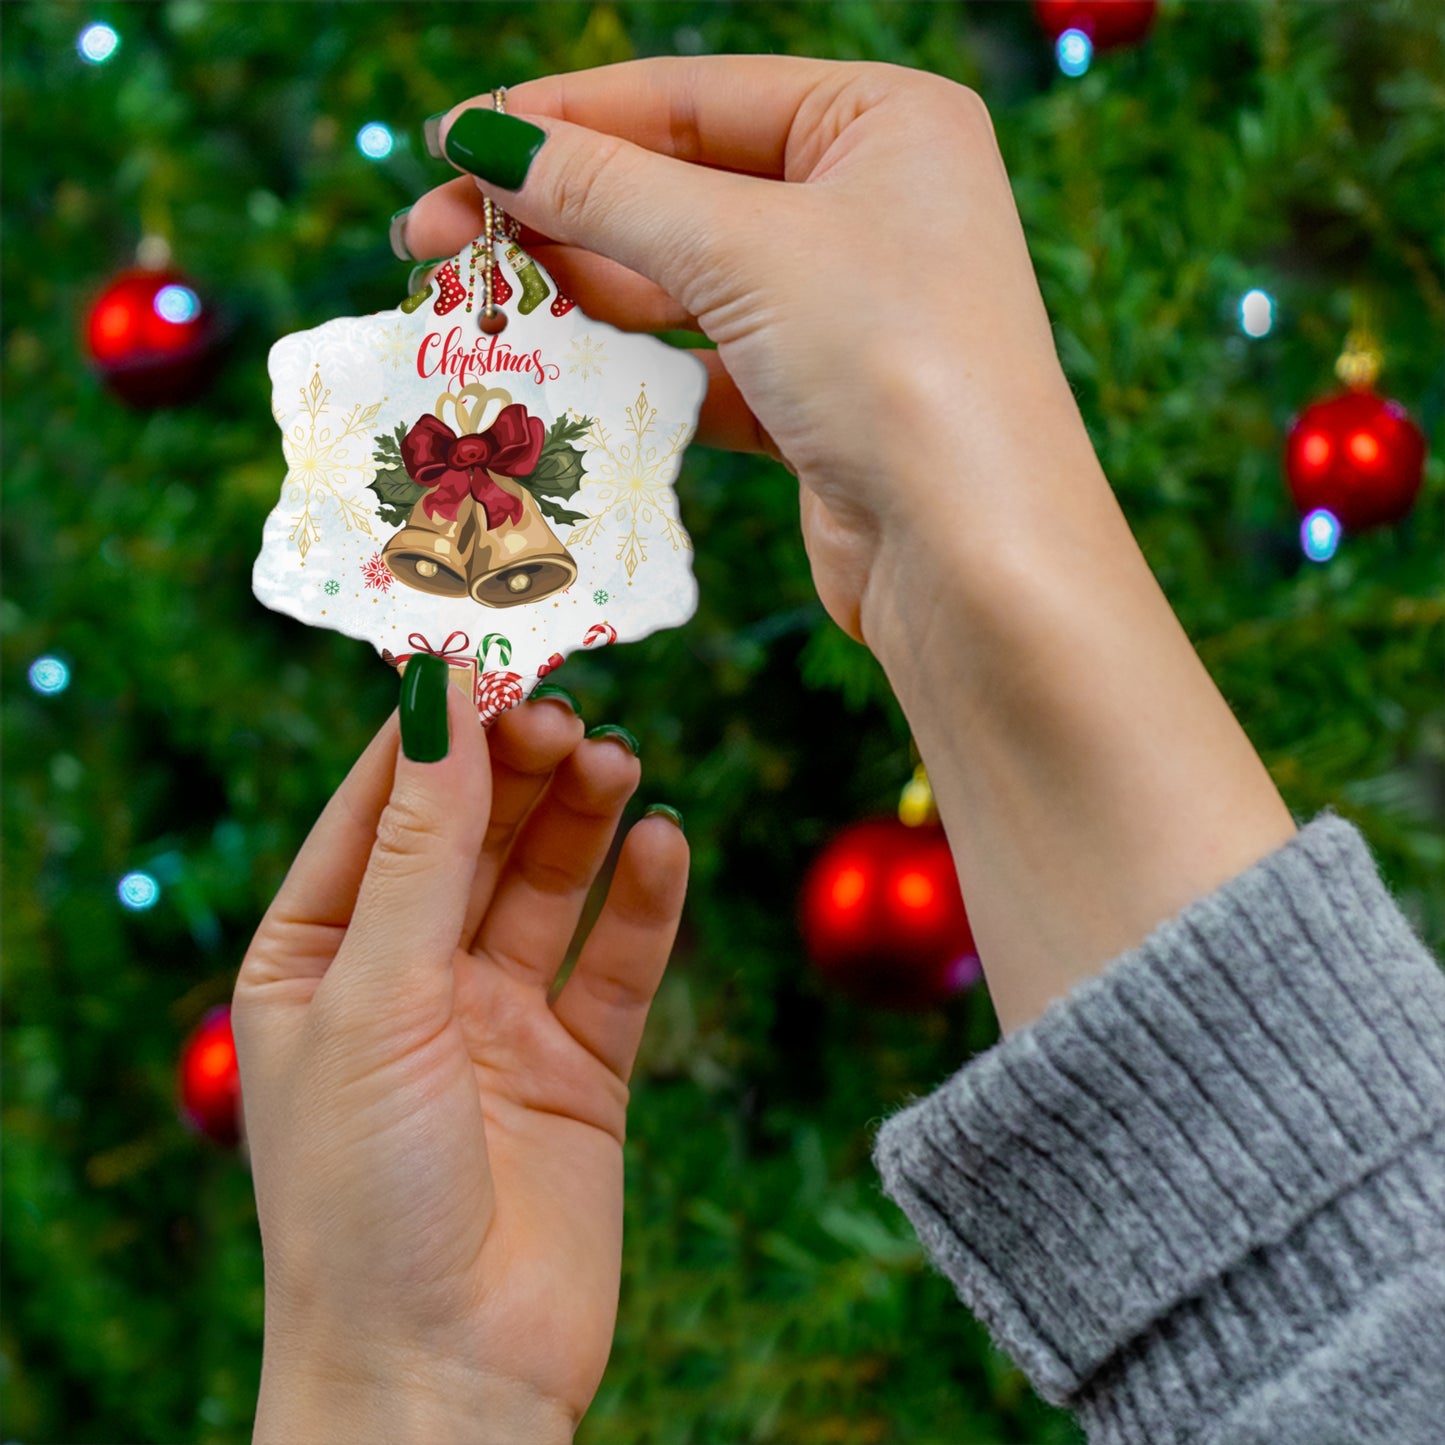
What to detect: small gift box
<box><xmin>382</xmin><ymin>630</ymin><xmax>477</xmax><ymax>696</ymax></box>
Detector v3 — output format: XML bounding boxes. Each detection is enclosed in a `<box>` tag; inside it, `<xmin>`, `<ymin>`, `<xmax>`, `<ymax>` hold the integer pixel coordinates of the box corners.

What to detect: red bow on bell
<box><xmin>400</xmin><ymin>405</ymin><xmax>545</xmax><ymax>527</ymax></box>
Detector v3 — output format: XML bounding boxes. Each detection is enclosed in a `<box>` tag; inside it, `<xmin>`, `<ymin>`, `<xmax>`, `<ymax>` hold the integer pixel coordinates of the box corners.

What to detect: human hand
<box><xmin>233</xmin><ymin>677</ymin><xmax>687</xmax><ymax>1443</ymax></box>
<box><xmin>400</xmin><ymin>56</ymin><xmax>1096</xmax><ymax>643</ymax></box>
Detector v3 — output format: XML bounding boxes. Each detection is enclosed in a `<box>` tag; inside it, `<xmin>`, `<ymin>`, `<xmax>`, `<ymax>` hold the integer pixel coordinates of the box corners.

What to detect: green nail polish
<box><xmin>585</xmin><ymin>723</ymin><xmax>639</xmax><ymax>756</ymax></box>
<box><xmin>399</xmin><ymin>653</ymin><xmax>450</xmax><ymax>762</ymax></box>
<box><xmin>530</xmin><ymin>683</ymin><xmax>581</xmax><ymax>716</ymax></box>
<box><xmin>644</xmin><ymin>804</ymin><xmax>684</xmax><ymax>834</ymax></box>
<box><xmin>423</xmin><ymin>112</ymin><xmax>446</xmax><ymax>160</ymax></box>
<box><xmin>407</xmin><ymin>258</ymin><xmax>448</xmax><ymax>293</ymax></box>
<box><xmin>388</xmin><ymin>207</ymin><xmax>413</xmax><ymax>262</ymax></box>
<box><xmin>443</xmin><ymin>107</ymin><xmax>546</xmax><ymax>191</ymax></box>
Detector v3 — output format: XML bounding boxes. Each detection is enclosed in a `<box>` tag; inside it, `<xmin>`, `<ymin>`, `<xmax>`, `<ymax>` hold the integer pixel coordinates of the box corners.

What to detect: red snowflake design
<box><xmin>476</xmin><ymin>670</ymin><xmax>524</xmax><ymax>727</ymax></box>
<box><xmin>362</xmin><ymin>553</ymin><xmax>393</xmax><ymax>591</ymax></box>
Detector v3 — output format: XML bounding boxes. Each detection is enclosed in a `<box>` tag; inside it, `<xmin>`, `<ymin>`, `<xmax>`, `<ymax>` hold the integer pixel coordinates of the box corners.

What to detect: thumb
<box><xmin>440</xmin><ymin>105</ymin><xmax>764</xmax><ymax>316</ymax></box>
<box><xmin>326</xmin><ymin>657</ymin><xmax>490</xmax><ymax>1023</ymax></box>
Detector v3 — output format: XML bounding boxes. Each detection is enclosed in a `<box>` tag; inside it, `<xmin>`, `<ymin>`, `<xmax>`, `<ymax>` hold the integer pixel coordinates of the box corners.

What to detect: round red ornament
<box><xmin>85</xmin><ymin>267</ymin><xmax>218</xmax><ymax>406</ymax></box>
<box><xmin>178</xmin><ymin>1005</ymin><xmax>242</xmax><ymax>1147</ymax></box>
<box><xmin>1034</xmin><ymin>0</ymin><xmax>1157</xmax><ymax>49</ymax></box>
<box><xmin>1284</xmin><ymin>389</ymin><xmax>1426</xmax><ymax>532</ymax></box>
<box><xmin>800</xmin><ymin>818</ymin><xmax>980</xmax><ymax>1010</ymax></box>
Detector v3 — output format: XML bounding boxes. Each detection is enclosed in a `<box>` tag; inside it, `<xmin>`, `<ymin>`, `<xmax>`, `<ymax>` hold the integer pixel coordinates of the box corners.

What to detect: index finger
<box><xmin>485</xmin><ymin>55</ymin><xmax>847</xmax><ymax>180</ymax></box>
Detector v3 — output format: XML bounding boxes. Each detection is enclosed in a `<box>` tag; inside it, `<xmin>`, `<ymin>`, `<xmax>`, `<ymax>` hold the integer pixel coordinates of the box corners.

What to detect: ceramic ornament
<box><xmin>254</xmin><ymin>233</ymin><xmax>708</xmax><ymax>723</ymax></box>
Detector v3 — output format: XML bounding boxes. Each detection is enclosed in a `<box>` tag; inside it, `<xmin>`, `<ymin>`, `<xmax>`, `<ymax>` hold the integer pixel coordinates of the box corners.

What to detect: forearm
<box><xmin>860</xmin><ymin>388</ymin><xmax>1295</xmax><ymax>1032</ymax></box>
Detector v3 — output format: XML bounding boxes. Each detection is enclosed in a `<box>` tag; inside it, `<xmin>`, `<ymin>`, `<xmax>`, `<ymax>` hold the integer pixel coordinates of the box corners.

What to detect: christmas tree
<box><xmin>3</xmin><ymin>3</ymin><xmax>1439</xmax><ymax>1442</ymax></box>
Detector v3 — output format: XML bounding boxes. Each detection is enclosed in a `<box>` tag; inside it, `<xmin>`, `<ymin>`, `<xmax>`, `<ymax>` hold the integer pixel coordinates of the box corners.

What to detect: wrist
<box><xmin>856</xmin><ymin>396</ymin><xmax>1293</xmax><ymax>1033</ymax></box>
<box><xmin>254</xmin><ymin>1341</ymin><xmax>575</xmax><ymax>1445</ymax></box>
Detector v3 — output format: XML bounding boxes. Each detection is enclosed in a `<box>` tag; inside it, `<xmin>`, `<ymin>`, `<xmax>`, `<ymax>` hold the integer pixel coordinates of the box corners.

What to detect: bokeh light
<box><xmin>1240</xmin><ymin>288</ymin><xmax>1274</xmax><ymax>337</ymax></box>
<box><xmin>78</xmin><ymin>22</ymin><xmax>119</xmax><ymax>64</ymax></box>
<box><xmin>1301</xmin><ymin>508</ymin><xmax>1341</xmax><ymax>563</ymax></box>
<box><xmin>153</xmin><ymin>284</ymin><xmax>201</xmax><ymax>324</ymax></box>
<box><xmin>118</xmin><ymin>871</ymin><xmax>161</xmax><ymax>910</ymax></box>
<box><xmin>356</xmin><ymin>122</ymin><xmax>395</xmax><ymax>159</ymax></box>
<box><xmin>28</xmin><ymin>656</ymin><xmax>71</xmax><ymax>695</ymax></box>
<box><xmin>1057</xmin><ymin>28</ymin><xmax>1093</xmax><ymax>77</ymax></box>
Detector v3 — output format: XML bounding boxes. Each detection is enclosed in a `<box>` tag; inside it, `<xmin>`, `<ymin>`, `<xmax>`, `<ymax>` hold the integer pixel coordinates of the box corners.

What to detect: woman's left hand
<box><xmin>233</xmin><ymin>687</ymin><xmax>687</xmax><ymax>1444</ymax></box>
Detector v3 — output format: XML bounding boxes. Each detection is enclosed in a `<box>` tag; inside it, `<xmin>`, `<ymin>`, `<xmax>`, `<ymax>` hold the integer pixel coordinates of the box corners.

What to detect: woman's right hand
<box><xmin>404</xmin><ymin>57</ymin><xmax>1297</xmax><ymax>1035</ymax></box>
<box><xmin>401</xmin><ymin>57</ymin><xmax>1098</xmax><ymax>642</ymax></box>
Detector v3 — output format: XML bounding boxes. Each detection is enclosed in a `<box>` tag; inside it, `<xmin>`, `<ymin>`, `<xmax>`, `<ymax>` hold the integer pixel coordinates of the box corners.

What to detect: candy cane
<box><xmin>583</xmin><ymin>621</ymin><xmax>617</xmax><ymax>648</ymax></box>
<box><xmin>478</xmin><ymin>633</ymin><xmax>513</xmax><ymax>669</ymax></box>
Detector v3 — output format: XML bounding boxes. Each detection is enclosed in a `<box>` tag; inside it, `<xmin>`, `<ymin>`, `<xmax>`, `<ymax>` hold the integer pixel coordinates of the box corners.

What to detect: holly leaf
<box><xmin>520</xmin><ymin>443</ymin><xmax>586</xmax><ymax>500</ymax></box>
<box><xmin>535</xmin><ymin>495</ymin><xmax>590</xmax><ymax>528</ymax></box>
<box><xmin>543</xmin><ymin>413</ymin><xmax>593</xmax><ymax>450</ymax></box>
<box><xmin>372</xmin><ymin>420</ymin><xmax>408</xmax><ymax>470</ymax></box>
<box><xmin>368</xmin><ymin>465</ymin><xmax>424</xmax><ymax>528</ymax></box>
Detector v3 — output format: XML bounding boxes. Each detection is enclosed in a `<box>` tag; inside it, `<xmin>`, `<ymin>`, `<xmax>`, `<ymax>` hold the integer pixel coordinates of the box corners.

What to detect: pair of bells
<box><xmin>382</xmin><ymin>476</ymin><xmax>577</xmax><ymax>608</ymax></box>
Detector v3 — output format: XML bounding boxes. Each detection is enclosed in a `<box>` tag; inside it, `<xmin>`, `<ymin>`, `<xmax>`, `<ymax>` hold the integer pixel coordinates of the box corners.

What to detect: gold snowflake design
<box><xmin>374</xmin><ymin>319</ymin><xmax>413</xmax><ymax>371</ymax></box>
<box><xmin>566</xmin><ymin>332</ymin><xmax>607</xmax><ymax>381</ymax></box>
<box><xmin>282</xmin><ymin>368</ymin><xmax>383</xmax><ymax>557</ymax></box>
<box><xmin>567</xmin><ymin>385</ymin><xmax>692</xmax><ymax>578</ymax></box>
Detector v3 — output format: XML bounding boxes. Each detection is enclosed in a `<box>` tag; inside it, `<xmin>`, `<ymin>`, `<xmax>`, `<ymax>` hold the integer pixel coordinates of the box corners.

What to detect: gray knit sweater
<box><xmin>872</xmin><ymin>812</ymin><xmax>1445</xmax><ymax>1444</ymax></box>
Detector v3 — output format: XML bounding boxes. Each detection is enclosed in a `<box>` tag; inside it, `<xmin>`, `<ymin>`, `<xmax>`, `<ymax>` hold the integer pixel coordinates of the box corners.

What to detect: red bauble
<box><xmin>1034</xmin><ymin>0</ymin><xmax>1157</xmax><ymax>49</ymax></box>
<box><xmin>800</xmin><ymin>818</ymin><xmax>980</xmax><ymax>1010</ymax></box>
<box><xmin>1284</xmin><ymin>389</ymin><xmax>1426</xmax><ymax>532</ymax></box>
<box><xmin>178</xmin><ymin>1005</ymin><xmax>242</xmax><ymax>1147</ymax></box>
<box><xmin>85</xmin><ymin>267</ymin><xmax>218</xmax><ymax>406</ymax></box>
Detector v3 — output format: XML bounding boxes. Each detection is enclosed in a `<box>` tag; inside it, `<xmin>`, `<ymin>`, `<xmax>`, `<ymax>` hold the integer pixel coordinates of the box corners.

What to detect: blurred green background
<box><xmin>2</xmin><ymin>2</ymin><xmax>1441</xmax><ymax>1442</ymax></box>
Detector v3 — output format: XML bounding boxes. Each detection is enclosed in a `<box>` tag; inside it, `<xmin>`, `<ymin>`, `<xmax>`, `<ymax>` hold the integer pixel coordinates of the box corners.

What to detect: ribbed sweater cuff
<box><xmin>872</xmin><ymin>813</ymin><xmax>1445</xmax><ymax>1412</ymax></box>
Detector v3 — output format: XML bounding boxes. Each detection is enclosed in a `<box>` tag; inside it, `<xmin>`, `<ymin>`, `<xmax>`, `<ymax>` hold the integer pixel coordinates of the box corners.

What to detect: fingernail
<box><xmin>407</xmin><ymin>258</ymin><xmax>448</xmax><ymax>293</ymax></box>
<box><xmin>388</xmin><ymin>207</ymin><xmax>413</xmax><ymax>261</ymax></box>
<box><xmin>399</xmin><ymin>653</ymin><xmax>450</xmax><ymax>762</ymax></box>
<box><xmin>530</xmin><ymin>683</ymin><xmax>581</xmax><ymax>716</ymax></box>
<box><xmin>443</xmin><ymin>107</ymin><xmax>546</xmax><ymax>191</ymax></box>
<box><xmin>423</xmin><ymin>112</ymin><xmax>446</xmax><ymax>160</ymax></box>
<box><xmin>585</xmin><ymin>723</ymin><xmax>639</xmax><ymax>756</ymax></box>
<box><xmin>644</xmin><ymin>804</ymin><xmax>684</xmax><ymax>834</ymax></box>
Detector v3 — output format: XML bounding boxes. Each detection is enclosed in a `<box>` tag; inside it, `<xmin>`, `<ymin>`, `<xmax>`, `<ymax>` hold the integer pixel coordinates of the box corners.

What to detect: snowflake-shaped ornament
<box><xmin>253</xmin><ymin>236</ymin><xmax>708</xmax><ymax>725</ymax></box>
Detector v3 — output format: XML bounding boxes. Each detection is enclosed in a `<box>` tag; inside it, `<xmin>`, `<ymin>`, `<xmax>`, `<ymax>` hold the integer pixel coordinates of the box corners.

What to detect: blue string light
<box><xmin>1056</xmin><ymin>28</ymin><xmax>1093</xmax><ymax>77</ymax></box>
<box><xmin>28</xmin><ymin>656</ymin><xmax>71</xmax><ymax>695</ymax></box>
<box><xmin>118</xmin><ymin>871</ymin><xmax>161</xmax><ymax>911</ymax></box>
<box><xmin>1240</xmin><ymin>289</ymin><xmax>1274</xmax><ymax>338</ymax></box>
<box><xmin>356</xmin><ymin>122</ymin><xmax>395</xmax><ymax>160</ymax></box>
<box><xmin>1301</xmin><ymin>508</ymin><xmax>1341</xmax><ymax>563</ymax></box>
<box><xmin>153</xmin><ymin>284</ymin><xmax>201</xmax><ymax>324</ymax></box>
<box><xmin>78</xmin><ymin>22</ymin><xmax>120</xmax><ymax>64</ymax></box>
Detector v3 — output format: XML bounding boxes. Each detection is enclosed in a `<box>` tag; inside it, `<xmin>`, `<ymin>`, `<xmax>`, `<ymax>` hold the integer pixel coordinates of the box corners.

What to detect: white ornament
<box><xmin>253</xmin><ymin>236</ymin><xmax>708</xmax><ymax>723</ymax></box>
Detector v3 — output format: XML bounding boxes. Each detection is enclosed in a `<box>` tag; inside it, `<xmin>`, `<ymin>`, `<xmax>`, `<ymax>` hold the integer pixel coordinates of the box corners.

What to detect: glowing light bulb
<box><xmin>153</xmin><ymin>284</ymin><xmax>201</xmax><ymax>324</ymax></box>
<box><xmin>1240</xmin><ymin>289</ymin><xmax>1274</xmax><ymax>338</ymax></box>
<box><xmin>1301</xmin><ymin>508</ymin><xmax>1341</xmax><ymax>563</ymax></box>
<box><xmin>1057</xmin><ymin>28</ymin><xmax>1093</xmax><ymax>77</ymax></box>
<box><xmin>78</xmin><ymin>22</ymin><xmax>119</xmax><ymax>64</ymax></box>
<box><xmin>29</xmin><ymin>656</ymin><xmax>71</xmax><ymax>695</ymax></box>
<box><xmin>118</xmin><ymin>871</ymin><xmax>161</xmax><ymax>910</ymax></box>
<box><xmin>356</xmin><ymin>122</ymin><xmax>395</xmax><ymax>160</ymax></box>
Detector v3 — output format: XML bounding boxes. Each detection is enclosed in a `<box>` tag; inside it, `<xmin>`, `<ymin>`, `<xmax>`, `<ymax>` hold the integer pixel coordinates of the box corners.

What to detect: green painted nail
<box><xmin>388</xmin><ymin>207</ymin><xmax>413</xmax><ymax>261</ymax></box>
<box><xmin>423</xmin><ymin>112</ymin><xmax>446</xmax><ymax>160</ymax></box>
<box><xmin>399</xmin><ymin>653</ymin><xmax>450</xmax><ymax>762</ymax></box>
<box><xmin>530</xmin><ymin>683</ymin><xmax>581</xmax><ymax>716</ymax></box>
<box><xmin>644</xmin><ymin>804</ymin><xmax>684</xmax><ymax>834</ymax></box>
<box><xmin>443</xmin><ymin>107</ymin><xmax>546</xmax><ymax>191</ymax></box>
<box><xmin>585</xmin><ymin>723</ymin><xmax>639</xmax><ymax>756</ymax></box>
<box><xmin>407</xmin><ymin>258</ymin><xmax>448</xmax><ymax>293</ymax></box>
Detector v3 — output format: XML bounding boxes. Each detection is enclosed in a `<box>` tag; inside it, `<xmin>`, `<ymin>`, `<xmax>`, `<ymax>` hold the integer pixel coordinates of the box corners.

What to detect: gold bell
<box><xmin>468</xmin><ymin>473</ymin><xmax>578</xmax><ymax>608</ymax></box>
<box><xmin>381</xmin><ymin>497</ymin><xmax>478</xmax><ymax>597</ymax></box>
